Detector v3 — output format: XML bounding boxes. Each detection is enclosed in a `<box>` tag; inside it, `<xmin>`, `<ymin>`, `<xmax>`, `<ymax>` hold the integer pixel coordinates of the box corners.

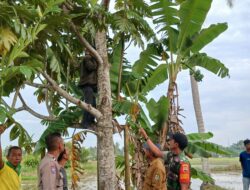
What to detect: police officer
<box><xmin>38</xmin><ymin>132</ymin><xmax>65</xmax><ymax>190</ymax></box>
<box><xmin>140</xmin><ymin>128</ymin><xmax>191</xmax><ymax>190</ymax></box>
<box><xmin>142</xmin><ymin>143</ymin><xmax>167</xmax><ymax>190</ymax></box>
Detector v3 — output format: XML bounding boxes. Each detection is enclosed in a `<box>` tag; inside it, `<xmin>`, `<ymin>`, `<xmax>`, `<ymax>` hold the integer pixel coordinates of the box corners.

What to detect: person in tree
<box><xmin>38</xmin><ymin>132</ymin><xmax>65</xmax><ymax>190</ymax></box>
<box><xmin>57</xmin><ymin>148</ymin><xmax>70</xmax><ymax>190</ymax></box>
<box><xmin>140</xmin><ymin>128</ymin><xmax>191</xmax><ymax>190</ymax></box>
<box><xmin>0</xmin><ymin>125</ymin><xmax>22</xmax><ymax>190</ymax></box>
<box><xmin>239</xmin><ymin>139</ymin><xmax>250</xmax><ymax>190</ymax></box>
<box><xmin>78</xmin><ymin>50</ymin><xmax>98</xmax><ymax>129</ymax></box>
<box><xmin>142</xmin><ymin>142</ymin><xmax>167</xmax><ymax>190</ymax></box>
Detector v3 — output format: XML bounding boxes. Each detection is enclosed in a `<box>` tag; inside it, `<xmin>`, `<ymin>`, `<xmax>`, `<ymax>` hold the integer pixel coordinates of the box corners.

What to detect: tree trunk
<box><xmin>190</xmin><ymin>74</ymin><xmax>210</xmax><ymax>179</ymax></box>
<box><xmin>95</xmin><ymin>30</ymin><xmax>116</xmax><ymax>190</ymax></box>
<box><xmin>160</xmin><ymin>80</ymin><xmax>184</xmax><ymax>147</ymax></box>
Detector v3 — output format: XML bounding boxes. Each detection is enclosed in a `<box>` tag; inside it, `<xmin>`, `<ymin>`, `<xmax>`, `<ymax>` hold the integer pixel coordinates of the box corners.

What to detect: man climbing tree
<box><xmin>78</xmin><ymin>50</ymin><xmax>98</xmax><ymax>129</ymax></box>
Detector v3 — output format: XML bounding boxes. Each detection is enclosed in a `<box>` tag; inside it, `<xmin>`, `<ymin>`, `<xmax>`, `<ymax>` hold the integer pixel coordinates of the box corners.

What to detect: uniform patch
<box><xmin>51</xmin><ymin>166</ymin><xmax>56</xmax><ymax>174</ymax></box>
<box><xmin>179</xmin><ymin>162</ymin><xmax>190</xmax><ymax>183</ymax></box>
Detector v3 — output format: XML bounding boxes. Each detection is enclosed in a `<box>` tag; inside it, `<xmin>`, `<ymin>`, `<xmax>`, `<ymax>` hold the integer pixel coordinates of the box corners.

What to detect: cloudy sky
<box><xmin>1</xmin><ymin>0</ymin><xmax>250</xmax><ymax>148</ymax></box>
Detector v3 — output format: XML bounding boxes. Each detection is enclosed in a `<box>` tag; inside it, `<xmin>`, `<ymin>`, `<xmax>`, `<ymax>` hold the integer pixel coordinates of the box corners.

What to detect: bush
<box><xmin>23</xmin><ymin>155</ymin><xmax>39</xmax><ymax>168</ymax></box>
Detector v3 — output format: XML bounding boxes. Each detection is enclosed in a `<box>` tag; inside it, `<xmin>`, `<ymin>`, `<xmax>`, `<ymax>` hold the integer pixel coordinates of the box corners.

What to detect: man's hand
<box><xmin>139</xmin><ymin>127</ymin><xmax>148</xmax><ymax>140</ymax></box>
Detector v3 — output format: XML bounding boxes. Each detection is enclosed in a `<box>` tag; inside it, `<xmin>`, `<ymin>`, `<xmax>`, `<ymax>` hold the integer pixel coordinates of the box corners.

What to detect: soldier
<box><xmin>78</xmin><ymin>50</ymin><xmax>97</xmax><ymax>129</ymax></box>
<box><xmin>0</xmin><ymin>126</ymin><xmax>22</xmax><ymax>190</ymax></box>
<box><xmin>38</xmin><ymin>132</ymin><xmax>65</xmax><ymax>190</ymax></box>
<box><xmin>140</xmin><ymin>128</ymin><xmax>191</xmax><ymax>190</ymax></box>
<box><xmin>142</xmin><ymin>143</ymin><xmax>167</xmax><ymax>190</ymax></box>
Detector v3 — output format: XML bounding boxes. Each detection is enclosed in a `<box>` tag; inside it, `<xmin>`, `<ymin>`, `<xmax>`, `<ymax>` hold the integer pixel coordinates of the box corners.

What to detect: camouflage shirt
<box><xmin>163</xmin><ymin>151</ymin><xmax>191</xmax><ymax>190</ymax></box>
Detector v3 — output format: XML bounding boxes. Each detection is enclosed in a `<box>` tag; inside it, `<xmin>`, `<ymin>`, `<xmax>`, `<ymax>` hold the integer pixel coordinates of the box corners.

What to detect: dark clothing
<box><xmin>240</xmin><ymin>151</ymin><xmax>250</xmax><ymax>178</ymax></box>
<box><xmin>79</xmin><ymin>55</ymin><xmax>97</xmax><ymax>87</ymax></box>
<box><xmin>60</xmin><ymin>167</ymin><xmax>68</xmax><ymax>190</ymax></box>
<box><xmin>81</xmin><ymin>85</ymin><xmax>97</xmax><ymax>128</ymax></box>
<box><xmin>78</xmin><ymin>54</ymin><xmax>98</xmax><ymax>129</ymax></box>
<box><xmin>163</xmin><ymin>151</ymin><xmax>191</xmax><ymax>190</ymax></box>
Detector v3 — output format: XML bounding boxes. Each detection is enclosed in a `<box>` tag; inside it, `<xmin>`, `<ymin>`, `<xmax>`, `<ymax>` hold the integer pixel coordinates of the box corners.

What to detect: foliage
<box><xmin>80</xmin><ymin>147</ymin><xmax>90</xmax><ymax>163</ymax></box>
<box><xmin>23</xmin><ymin>155</ymin><xmax>39</xmax><ymax>168</ymax></box>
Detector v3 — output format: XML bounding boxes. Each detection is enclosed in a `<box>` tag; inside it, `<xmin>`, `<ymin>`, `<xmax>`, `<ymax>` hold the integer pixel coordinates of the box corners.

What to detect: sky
<box><xmin>1</xmin><ymin>0</ymin><xmax>250</xmax><ymax>149</ymax></box>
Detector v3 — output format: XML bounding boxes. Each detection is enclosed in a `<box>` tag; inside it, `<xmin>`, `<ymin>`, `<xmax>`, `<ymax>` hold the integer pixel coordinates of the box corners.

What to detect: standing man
<box><xmin>38</xmin><ymin>132</ymin><xmax>65</xmax><ymax>190</ymax></box>
<box><xmin>140</xmin><ymin>128</ymin><xmax>191</xmax><ymax>190</ymax></box>
<box><xmin>0</xmin><ymin>125</ymin><xmax>22</xmax><ymax>190</ymax></box>
<box><xmin>142</xmin><ymin>143</ymin><xmax>167</xmax><ymax>190</ymax></box>
<box><xmin>240</xmin><ymin>139</ymin><xmax>250</xmax><ymax>190</ymax></box>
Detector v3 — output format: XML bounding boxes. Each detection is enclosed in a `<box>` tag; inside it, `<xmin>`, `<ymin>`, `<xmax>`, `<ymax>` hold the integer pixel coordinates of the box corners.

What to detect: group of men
<box><xmin>140</xmin><ymin>128</ymin><xmax>191</xmax><ymax>190</ymax></box>
<box><xmin>1</xmin><ymin>123</ymin><xmax>250</xmax><ymax>190</ymax></box>
<box><xmin>0</xmin><ymin>128</ymin><xmax>69</xmax><ymax>190</ymax></box>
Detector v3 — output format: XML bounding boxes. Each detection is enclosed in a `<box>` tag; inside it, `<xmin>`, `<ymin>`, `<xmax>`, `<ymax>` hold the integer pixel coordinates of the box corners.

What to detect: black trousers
<box><xmin>81</xmin><ymin>85</ymin><xmax>97</xmax><ymax>128</ymax></box>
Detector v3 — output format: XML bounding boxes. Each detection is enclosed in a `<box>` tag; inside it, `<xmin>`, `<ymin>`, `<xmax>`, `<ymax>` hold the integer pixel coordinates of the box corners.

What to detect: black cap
<box><xmin>168</xmin><ymin>132</ymin><xmax>188</xmax><ymax>150</ymax></box>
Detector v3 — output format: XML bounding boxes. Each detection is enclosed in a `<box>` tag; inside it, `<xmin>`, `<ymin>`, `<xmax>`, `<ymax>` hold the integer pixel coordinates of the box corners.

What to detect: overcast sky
<box><xmin>1</xmin><ymin>0</ymin><xmax>249</xmax><ymax>148</ymax></box>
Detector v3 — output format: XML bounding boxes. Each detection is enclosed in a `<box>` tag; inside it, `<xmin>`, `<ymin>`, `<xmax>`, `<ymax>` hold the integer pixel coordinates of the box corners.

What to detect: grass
<box><xmin>190</xmin><ymin>157</ymin><xmax>241</xmax><ymax>172</ymax></box>
<box><xmin>20</xmin><ymin>157</ymin><xmax>241</xmax><ymax>189</ymax></box>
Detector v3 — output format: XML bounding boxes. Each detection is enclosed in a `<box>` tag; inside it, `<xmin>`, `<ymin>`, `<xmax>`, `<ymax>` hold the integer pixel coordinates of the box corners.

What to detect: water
<box><xmin>191</xmin><ymin>172</ymin><xmax>243</xmax><ymax>190</ymax></box>
<box><xmin>76</xmin><ymin>172</ymin><xmax>243</xmax><ymax>190</ymax></box>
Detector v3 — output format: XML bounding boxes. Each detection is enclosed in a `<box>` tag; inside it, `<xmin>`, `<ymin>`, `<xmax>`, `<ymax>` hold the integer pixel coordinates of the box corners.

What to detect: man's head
<box><xmin>167</xmin><ymin>133</ymin><xmax>188</xmax><ymax>152</ymax></box>
<box><xmin>143</xmin><ymin>143</ymin><xmax>161</xmax><ymax>160</ymax></box>
<box><xmin>45</xmin><ymin>132</ymin><xmax>64</xmax><ymax>154</ymax></box>
<box><xmin>7</xmin><ymin>146</ymin><xmax>22</xmax><ymax>167</ymax></box>
<box><xmin>244</xmin><ymin>139</ymin><xmax>250</xmax><ymax>152</ymax></box>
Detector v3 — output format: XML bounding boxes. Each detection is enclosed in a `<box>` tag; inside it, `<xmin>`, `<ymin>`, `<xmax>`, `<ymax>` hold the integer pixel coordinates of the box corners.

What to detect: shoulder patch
<box><xmin>179</xmin><ymin>162</ymin><xmax>190</xmax><ymax>183</ymax></box>
<box><xmin>51</xmin><ymin>166</ymin><xmax>56</xmax><ymax>174</ymax></box>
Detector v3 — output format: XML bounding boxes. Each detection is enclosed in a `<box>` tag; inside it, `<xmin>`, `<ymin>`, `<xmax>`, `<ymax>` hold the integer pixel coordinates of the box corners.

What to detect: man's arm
<box><xmin>139</xmin><ymin>128</ymin><xmax>163</xmax><ymax>158</ymax></box>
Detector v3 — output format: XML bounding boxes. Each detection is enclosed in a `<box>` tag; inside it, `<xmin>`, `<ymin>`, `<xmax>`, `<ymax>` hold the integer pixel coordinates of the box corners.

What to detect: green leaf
<box><xmin>10</xmin><ymin>124</ymin><xmax>20</xmax><ymax>141</ymax></box>
<box><xmin>0</xmin><ymin>106</ymin><xmax>7</xmax><ymax>123</ymax></box>
<box><xmin>187</xmin><ymin>53</ymin><xmax>229</xmax><ymax>78</ymax></box>
<box><xmin>141</xmin><ymin>64</ymin><xmax>168</xmax><ymax>94</ymax></box>
<box><xmin>187</xmin><ymin>132</ymin><xmax>213</xmax><ymax>141</ymax></box>
<box><xmin>190</xmin><ymin>23</ymin><xmax>228</xmax><ymax>53</ymax></box>
<box><xmin>110</xmin><ymin>41</ymin><xmax>123</xmax><ymax>92</ymax></box>
<box><xmin>178</xmin><ymin>0</ymin><xmax>212</xmax><ymax>49</ymax></box>
<box><xmin>132</xmin><ymin>43</ymin><xmax>160</xmax><ymax>77</ymax></box>
<box><xmin>19</xmin><ymin>66</ymin><xmax>33</xmax><ymax>80</ymax></box>
<box><xmin>146</xmin><ymin>96</ymin><xmax>169</xmax><ymax>127</ymax></box>
<box><xmin>191</xmin><ymin>167</ymin><xmax>214</xmax><ymax>182</ymax></box>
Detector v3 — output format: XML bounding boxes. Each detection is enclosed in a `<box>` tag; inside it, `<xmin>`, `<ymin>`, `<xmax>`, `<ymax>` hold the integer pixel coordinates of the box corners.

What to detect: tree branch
<box><xmin>18</xmin><ymin>93</ymin><xmax>56</xmax><ymax>121</ymax></box>
<box><xmin>24</xmin><ymin>81</ymin><xmax>52</xmax><ymax>90</ymax></box>
<box><xmin>41</xmin><ymin>71</ymin><xmax>103</xmax><ymax>119</ymax></box>
<box><xmin>62</xmin><ymin>3</ymin><xmax>103</xmax><ymax>65</ymax></box>
<box><xmin>11</xmin><ymin>86</ymin><xmax>21</xmax><ymax>108</ymax></box>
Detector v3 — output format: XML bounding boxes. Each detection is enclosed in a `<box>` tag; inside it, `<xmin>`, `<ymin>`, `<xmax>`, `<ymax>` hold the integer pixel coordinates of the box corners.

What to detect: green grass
<box><xmin>190</xmin><ymin>157</ymin><xmax>241</xmax><ymax>172</ymax></box>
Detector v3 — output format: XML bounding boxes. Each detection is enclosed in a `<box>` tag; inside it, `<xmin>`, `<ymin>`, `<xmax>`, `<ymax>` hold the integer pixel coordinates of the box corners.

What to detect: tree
<box><xmin>150</xmin><ymin>0</ymin><xmax>229</xmax><ymax>145</ymax></box>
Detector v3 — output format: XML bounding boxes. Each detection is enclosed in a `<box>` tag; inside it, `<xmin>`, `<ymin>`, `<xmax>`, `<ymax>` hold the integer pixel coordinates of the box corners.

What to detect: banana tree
<box><xmin>151</xmin><ymin>0</ymin><xmax>229</xmax><ymax>146</ymax></box>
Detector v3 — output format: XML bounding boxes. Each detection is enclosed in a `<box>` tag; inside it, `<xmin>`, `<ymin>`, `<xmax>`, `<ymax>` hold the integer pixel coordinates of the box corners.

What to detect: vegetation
<box><xmin>0</xmin><ymin>0</ymin><xmax>233</xmax><ymax>189</ymax></box>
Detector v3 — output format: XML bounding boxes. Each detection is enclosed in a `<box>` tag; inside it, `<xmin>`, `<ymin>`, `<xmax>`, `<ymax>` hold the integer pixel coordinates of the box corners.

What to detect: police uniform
<box><xmin>143</xmin><ymin>158</ymin><xmax>167</xmax><ymax>190</ymax></box>
<box><xmin>38</xmin><ymin>153</ymin><xmax>63</xmax><ymax>190</ymax></box>
<box><xmin>163</xmin><ymin>151</ymin><xmax>191</xmax><ymax>190</ymax></box>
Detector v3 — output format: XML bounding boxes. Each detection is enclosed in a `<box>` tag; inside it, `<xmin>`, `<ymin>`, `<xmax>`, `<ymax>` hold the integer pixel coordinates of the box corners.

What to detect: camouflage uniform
<box><xmin>163</xmin><ymin>151</ymin><xmax>191</xmax><ymax>190</ymax></box>
<box><xmin>143</xmin><ymin>158</ymin><xmax>167</xmax><ymax>190</ymax></box>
